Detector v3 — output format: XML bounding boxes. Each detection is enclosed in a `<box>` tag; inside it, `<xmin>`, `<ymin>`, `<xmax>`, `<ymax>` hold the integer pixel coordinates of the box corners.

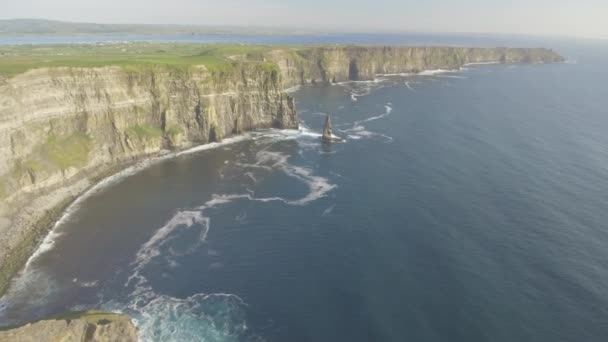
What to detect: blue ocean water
<box><xmin>1</xmin><ymin>35</ymin><xmax>608</xmax><ymax>342</ymax></box>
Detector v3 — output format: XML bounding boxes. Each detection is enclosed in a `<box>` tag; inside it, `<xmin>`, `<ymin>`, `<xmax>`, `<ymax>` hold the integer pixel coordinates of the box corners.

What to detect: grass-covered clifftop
<box><xmin>0</xmin><ymin>43</ymin><xmax>277</xmax><ymax>76</ymax></box>
<box><xmin>0</xmin><ymin>43</ymin><xmax>563</xmax><ymax>79</ymax></box>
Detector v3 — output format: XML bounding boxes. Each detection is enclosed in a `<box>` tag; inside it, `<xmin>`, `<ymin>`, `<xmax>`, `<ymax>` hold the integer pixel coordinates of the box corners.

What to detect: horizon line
<box><xmin>0</xmin><ymin>17</ymin><xmax>606</xmax><ymax>42</ymax></box>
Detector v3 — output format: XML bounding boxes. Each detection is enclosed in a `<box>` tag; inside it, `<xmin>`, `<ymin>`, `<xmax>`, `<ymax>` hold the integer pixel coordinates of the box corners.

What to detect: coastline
<box><xmin>0</xmin><ymin>133</ymin><xmax>258</xmax><ymax>298</ymax></box>
<box><xmin>0</xmin><ymin>159</ymin><xmax>144</xmax><ymax>297</ymax></box>
<box><xmin>0</xmin><ymin>46</ymin><xmax>565</xmax><ymax>299</ymax></box>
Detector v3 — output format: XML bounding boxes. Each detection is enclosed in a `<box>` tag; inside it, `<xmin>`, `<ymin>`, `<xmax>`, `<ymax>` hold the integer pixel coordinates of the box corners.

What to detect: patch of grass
<box><xmin>127</xmin><ymin>124</ymin><xmax>163</xmax><ymax>140</ymax></box>
<box><xmin>9</xmin><ymin>133</ymin><xmax>92</xmax><ymax>179</ymax></box>
<box><xmin>42</xmin><ymin>133</ymin><xmax>92</xmax><ymax>170</ymax></box>
<box><xmin>22</xmin><ymin>159</ymin><xmax>43</xmax><ymax>172</ymax></box>
<box><xmin>165</xmin><ymin>125</ymin><xmax>183</xmax><ymax>138</ymax></box>
<box><xmin>0</xmin><ymin>43</ymin><xmax>295</xmax><ymax>77</ymax></box>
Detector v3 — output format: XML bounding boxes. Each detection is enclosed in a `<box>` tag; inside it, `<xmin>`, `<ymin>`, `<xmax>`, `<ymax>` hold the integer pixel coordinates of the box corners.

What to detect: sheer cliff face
<box><xmin>0</xmin><ymin>64</ymin><xmax>297</xmax><ymax>203</ymax></box>
<box><xmin>266</xmin><ymin>46</ymin><xmax>564</xmax><ymax>87</ymax></box>
<box><xmin>0</xmin><ymin>47</ymin><xmax>563</xmax><ymax>206</ymax></box>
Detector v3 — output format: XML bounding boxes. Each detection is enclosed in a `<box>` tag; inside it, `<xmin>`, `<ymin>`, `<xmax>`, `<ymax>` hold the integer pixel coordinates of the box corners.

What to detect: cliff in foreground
<box><xmin>0</xmin><ymin>311</ymin><xmax>137</xmax><ymax>342</ymax></box>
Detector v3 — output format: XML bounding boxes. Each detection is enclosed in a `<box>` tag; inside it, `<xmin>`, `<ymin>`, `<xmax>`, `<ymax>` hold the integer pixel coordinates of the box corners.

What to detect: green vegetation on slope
<box><xmin>43</xmin><ymin>133</ymin><xmax>93</xmax><ymax>170</ymax></box>
<box><xmin>165</xmin><ymin>125</ymin><xmax>184</xmax><ymax>138</ymax></box>
<box><xmin>0</xmin><ymin>43</ymin><xmax>282</xmax><ymax>76</ymax></box>
<box><xmin>127</xmin><ymin>124</ymin><xmax>163</xmax><ymax>140</ymax></box>
<box><xmin>13</xmin><ymin>133</ymin><xmax>92</xmax><ymax>178</ymax></box>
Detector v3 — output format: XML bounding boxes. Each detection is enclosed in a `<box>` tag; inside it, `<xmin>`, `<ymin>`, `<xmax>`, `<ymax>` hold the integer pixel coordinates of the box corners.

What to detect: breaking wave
<box><xmin>119</xmin><ymin>131</ymin><xmax>336</xmax><ymax>341</ymax></box>
<box><xmin>418</xmin><ymin>69</ymin><xmax>460</xmax><ymax>76</ymax></box>
<box><xmin>339</xmin><ymin>104</ymin><xmax>394</xmax><ymax>142</ymax></box>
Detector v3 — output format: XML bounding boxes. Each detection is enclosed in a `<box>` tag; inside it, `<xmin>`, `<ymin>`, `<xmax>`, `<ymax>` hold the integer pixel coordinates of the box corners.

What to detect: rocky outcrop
<box><xmin>265</xmin><ymin>46</ymin><xmax>564</xmax><ymax>87</ymax></box>
<box><xmin>322</xmin><ymin>114</ymin><xmax>336</xmax><ymax>142</ymax></box>
<box><xmin>0</xmin><ymin>311</ymin><xmax>138</xmax><ymax>342</ymax></box>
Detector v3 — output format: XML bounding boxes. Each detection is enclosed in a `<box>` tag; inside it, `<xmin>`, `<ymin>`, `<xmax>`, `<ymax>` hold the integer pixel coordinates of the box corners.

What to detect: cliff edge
<box><xmin>264</xmin><ymin>46</ymin><xmax>564</xmax><ymax>87</ymax></box>
<box><xmin>0</xmin><ymin>311</ymin><xmax>138</xmax><ymax>342</ymax></box>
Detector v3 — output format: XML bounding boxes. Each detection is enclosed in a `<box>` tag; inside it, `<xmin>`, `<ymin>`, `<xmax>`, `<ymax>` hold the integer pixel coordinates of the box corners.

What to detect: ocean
<box><xmin>1</xmin><ymin>34</ymin><xmax>608</xmax><ymax>342</ymax></box>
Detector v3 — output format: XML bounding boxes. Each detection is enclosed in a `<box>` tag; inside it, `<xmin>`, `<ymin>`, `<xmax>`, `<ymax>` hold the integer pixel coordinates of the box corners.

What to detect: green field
<box><xmin>0</xmin><ymin>43</ymin><xmax>289</xmax><ymax>76</ymax></box>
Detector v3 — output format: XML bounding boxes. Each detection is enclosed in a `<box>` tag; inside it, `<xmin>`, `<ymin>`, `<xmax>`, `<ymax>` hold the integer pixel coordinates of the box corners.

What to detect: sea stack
<box><xmin>322</xmin><ymin>114</ymin><xmax>335</xmax><ymax>142</ymax></box>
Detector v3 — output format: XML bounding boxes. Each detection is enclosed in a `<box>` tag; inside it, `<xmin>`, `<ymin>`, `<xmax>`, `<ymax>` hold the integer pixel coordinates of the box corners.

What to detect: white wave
<box><xmin>244</xmin><ymin>172</ymin><xmax>257</xmax><ymax>184</ymax></box>
<box><xmin>130</xmin><ymin>210</ymin><xmax>209</xmax><ymax>277</ymax></box>
<box><xmin>350</xmin><ymin>94</ymin><xmax>358</xmax><ymax>101</ymax></box>
<box><xmin>125</xmin><ymin>180</ymin><xmax>335</xmax><ymax>337</ymax></box>
<box><xmin>247</xmin><ymin>150</ymin><xmax>336</xmax><ymax>205</ymax></box>
<box><xmin>405</xmin><ymin>81</ymin><xmax>414</xmax><ymax>90</ymax></box>
<box><xmin>322</xmin><ymin>205</ymin><xmax>335</xmax><ymax>216</ymax></box>
<box><xmin>339</xmin><ymin>103</ymin><xmax>394</xmax><ymax>143</ymax></box>
<box><xmin>377</xmin><ymin>72</ymin><xmax>415</xmax><ymax>77</ymax></box>
<box><xmin>353</xmin><ymin>104</ymin><xmax>393</xmax><ymax>126</ymax></box>
<box><xmin>284</xmin><ymin>85</ymin><xmax>301</xmax><ymax>93</ymax></box>
<box><xmin>333</xmin><ymin>78</ymin><xmax>384</xmax><ymax>86</ymax></box>
<box><xmin>78</xmin><ymin>280</ymin><xmax>99</xmax><ymax>288</ymax></box>
<box><xmin>124</xmin><ymin>290</ymin><xmax>253</xmax><ymax>342</ymax></box>
<box><xmin>298</xmin><ymin>126</ymin><xmax>322</xmax><ymax>139</ymax></box>
<box><xmin>0</xmin><ymin>268</ymin><xmax>61</xmax><ymax>322</ymax></box>
<box><xmin>130</xmin><ymin>149</ymin><xmax>336</xmax><ymax>287</ymax></box>
<box><xmin>25</xmin><ymin>230</ymin><xmax>64</xmax><ymax>269</ymax></box>
<box><xmin>438</xmin><ymin>75</ymin><xmax>467</xmax><ymax>79</ymax></box>
<box><xmin>177</xmin><ymin>134</ymin><xmax>252</xmax><ymax>157</ymax></box>
<box><xmin>418</xmin><ymin>69</ymin><xmax>460</xmax><ymax>76</ymax></box>
<box><xmin>463</xmin><ymin>61</ymin><xmax>500</xmax><ymax>66</ymax></box>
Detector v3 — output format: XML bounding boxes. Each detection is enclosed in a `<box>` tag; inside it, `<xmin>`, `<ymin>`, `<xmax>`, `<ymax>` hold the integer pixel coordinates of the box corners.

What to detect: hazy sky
<box><xmin>3</xmin><ymin>0</ymin><xmax>608</xmax><ymax>38</ymax></box>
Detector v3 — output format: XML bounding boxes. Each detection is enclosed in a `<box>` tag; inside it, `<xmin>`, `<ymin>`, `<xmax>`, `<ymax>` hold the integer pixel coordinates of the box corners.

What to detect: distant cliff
<box><xmin>0</xmin><ymin>45</ymin><xmax>563</xmax><ymax>297</ymax></box>
<box><xmin>265</xmin><ymin>46</ymin><xmax>564</xmax><ymax>87</ymax></box>
<box><xmin>0</xmin><ymin>311</ymin><xmax>137</xmax><ymax>342</ymax></box>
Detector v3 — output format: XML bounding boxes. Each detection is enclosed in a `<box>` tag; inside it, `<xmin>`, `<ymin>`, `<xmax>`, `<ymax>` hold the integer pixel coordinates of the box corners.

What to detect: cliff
<box><xmin>264</xmin><ymin>46</ymin><xmax>564</xmax><ymax>87</ymax></box>
<box><xmin>0</xmin><ymin>45</ymin><xmax>562</xmax><ymax>298</ymax></box>
<box><xmin>0</xmin><ymin>311</ymin><xmax>138</xmax><ymax>342</ymax></box>
<box><xmin>0</xmin><ymin>62</ymin><xmax>297</xmax><ymax>295</ymax></box>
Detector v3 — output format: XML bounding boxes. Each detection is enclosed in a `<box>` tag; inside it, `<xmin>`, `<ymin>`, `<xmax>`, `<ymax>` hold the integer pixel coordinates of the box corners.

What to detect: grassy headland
<box><xmin>0</xmin><ymin>42</ymin><xmax>285</xmax><ymax>76</ymax></box>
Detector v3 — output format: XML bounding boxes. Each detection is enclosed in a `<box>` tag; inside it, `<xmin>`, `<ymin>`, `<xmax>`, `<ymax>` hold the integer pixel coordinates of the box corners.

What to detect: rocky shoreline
<box><xmin>0</xmin><ymin>156</ymin><xmax>160</xmax><ymax>296</ymax></box>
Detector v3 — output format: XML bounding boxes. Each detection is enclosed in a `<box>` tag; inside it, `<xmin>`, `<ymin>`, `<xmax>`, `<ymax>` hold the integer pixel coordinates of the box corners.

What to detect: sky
<box><xmin>2</xmin><ymin>0</ymin><xmax>608</xmax><ymax>39</ymax></box>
